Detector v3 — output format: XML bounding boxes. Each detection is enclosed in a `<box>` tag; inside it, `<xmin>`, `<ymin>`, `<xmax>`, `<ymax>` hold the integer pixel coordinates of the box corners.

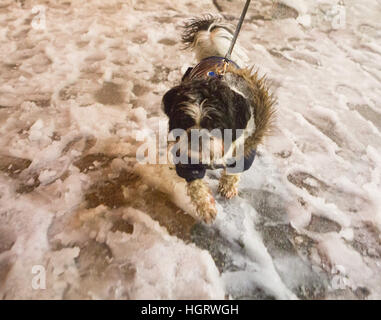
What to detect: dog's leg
<box><xmin>218</xmin><ymin>170</ymin><xmax>240</xmax><ymax>199</ymax></box>
<box><xmin>187</xmin><ymin>179</ymin><xmax>217</xmax><ymax>223</ymax></box>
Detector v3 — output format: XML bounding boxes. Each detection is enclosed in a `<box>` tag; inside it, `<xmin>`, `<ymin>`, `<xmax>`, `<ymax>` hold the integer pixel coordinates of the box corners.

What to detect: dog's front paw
<box><xmin>218</xmin><ymin>173</ymin><xmax>240</xmax><ymax>199</ymax></box>
<box><xmin>218</xmin><ymin>183</ymin><xmax>238</xmax><ymax>199</ymax></box>
<box><xmin>196</xmin><ymin>192</ymin><xmax>217</xmax><ymax>224</ymax></box>
<box><xmin>187</xmin><ymin>179</ymin><xmax>217</xmax><ymax>224</ymax></box>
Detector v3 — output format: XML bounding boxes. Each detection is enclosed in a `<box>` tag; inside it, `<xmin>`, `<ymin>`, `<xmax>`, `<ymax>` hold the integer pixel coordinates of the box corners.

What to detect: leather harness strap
<box><xmin>186</xmin><ymin>56</ymin><xmax>239</xmax><ymax>81</ymax></box>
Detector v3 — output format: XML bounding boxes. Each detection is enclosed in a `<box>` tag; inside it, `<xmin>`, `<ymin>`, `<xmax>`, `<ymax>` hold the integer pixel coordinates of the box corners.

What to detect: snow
<box><xmin>0</xmin><ymin>0</ymin><xmax>381</xmax><ymax>300</ymax></box>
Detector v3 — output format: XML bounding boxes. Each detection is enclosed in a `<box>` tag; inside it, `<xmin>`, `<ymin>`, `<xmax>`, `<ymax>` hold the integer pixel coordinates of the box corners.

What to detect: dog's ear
<box><xmin>181</xmin><ymin>67</ymin><xmax>193</xmax><ymax>82</ymax></box>
<box><xmin>162</xmin><ymin>85</ymin><xmax>196</xmax><ymax>132</ymax></box>
<box><xmin>162</xmin><ymin>87</ymin><xmax>179</xmax><ymax>117</ymax></box>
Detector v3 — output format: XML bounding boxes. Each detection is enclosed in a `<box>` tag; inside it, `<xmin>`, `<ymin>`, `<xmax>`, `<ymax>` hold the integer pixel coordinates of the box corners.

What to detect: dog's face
<box><xmin>162</xmin><ymin>77</ymin><xmax>251</xmax><ymax>164</ymax></box>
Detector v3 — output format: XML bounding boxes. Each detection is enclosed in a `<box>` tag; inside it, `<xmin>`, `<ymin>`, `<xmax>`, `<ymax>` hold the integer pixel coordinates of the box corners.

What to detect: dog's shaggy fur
<box><xmin>162</xmin><ymin>15</ymin><xmax>276</xmax><ymax>223</ymax></box>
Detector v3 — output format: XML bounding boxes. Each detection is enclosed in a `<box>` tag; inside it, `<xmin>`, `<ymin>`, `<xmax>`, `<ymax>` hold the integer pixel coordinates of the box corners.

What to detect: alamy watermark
<box><xmin>135</xmin><ymin>120</ymin><xmax>247</xmax><ymax>171</ymax></box>
<box><xmin>31</xmin><ymin>5</ymin><xmax>46</xmax><ymax>30</ymax></box>
<box><xmin>325</xmin><ymin>4</ymin><xmax>346</xmax><ymax>30</ymax></box>
<box><xmin>31</xmin><ymin>265</ymin><xmax>46</xmax><ymax>290</ymax></box>
<box><xmin>311</xmin><ymin>4</ymin><xmax>347</xmax><ymax>30</ymax></box>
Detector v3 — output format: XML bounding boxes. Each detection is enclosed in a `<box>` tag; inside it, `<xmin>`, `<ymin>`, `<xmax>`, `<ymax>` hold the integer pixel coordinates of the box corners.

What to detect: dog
<box><xmin>162</xmin><ymin>15</ymin><xmax>275</xmax><ymax>223</ymax></box>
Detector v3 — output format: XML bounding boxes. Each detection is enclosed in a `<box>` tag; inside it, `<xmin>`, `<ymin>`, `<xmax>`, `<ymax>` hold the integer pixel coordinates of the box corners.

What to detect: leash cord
<box><xmin>224</xmin><ymin>0</ymin><xmax>251</xmax><ymax>61</ymax></box>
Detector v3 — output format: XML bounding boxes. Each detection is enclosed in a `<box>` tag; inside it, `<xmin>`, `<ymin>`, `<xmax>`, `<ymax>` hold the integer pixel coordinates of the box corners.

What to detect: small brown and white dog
<box><xmin>162</xmin><ymin>15</ymin><xmax>275</xmax><ymax>223</ymax></box>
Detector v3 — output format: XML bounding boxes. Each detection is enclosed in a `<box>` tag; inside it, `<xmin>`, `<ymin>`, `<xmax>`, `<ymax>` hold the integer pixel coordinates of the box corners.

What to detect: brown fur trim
<box><xmin>226</xmin><ymin>65</ymin><xmax>276</xmax><ymax>156</ymax></box>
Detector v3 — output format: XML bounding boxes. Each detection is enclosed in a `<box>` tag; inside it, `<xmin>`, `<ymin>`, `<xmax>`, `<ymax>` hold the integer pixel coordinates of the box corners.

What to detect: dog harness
<box><xmin>174</xmin><ymin>56</ymin><xmax>257</xmax><ymax>182</ymax></box>
<box><xmin>184</xmin><ymin>56</ymin><xmax>240</xmax><ymax>81</ymax></box>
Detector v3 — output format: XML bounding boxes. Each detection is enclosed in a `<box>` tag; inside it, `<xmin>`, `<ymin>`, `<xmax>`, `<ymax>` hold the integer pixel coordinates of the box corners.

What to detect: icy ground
<box><xmin>0</xmin><ymin>0</ymin><xmax>381</xmax><ymax>300</ymax></box>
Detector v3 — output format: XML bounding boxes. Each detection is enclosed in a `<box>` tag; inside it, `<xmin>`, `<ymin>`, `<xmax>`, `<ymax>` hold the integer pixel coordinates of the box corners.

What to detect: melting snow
<box><xmin>0</xmin><ymin>0</ymin><xmax>381</xmax><ymax>299</ymax></box>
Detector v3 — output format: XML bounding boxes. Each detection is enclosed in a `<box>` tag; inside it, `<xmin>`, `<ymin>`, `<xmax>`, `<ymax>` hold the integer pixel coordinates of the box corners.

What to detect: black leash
<box><xmin>224</xmin><ymin>0</ymin><xmax>251</xmax><ymax>64</ymax></box>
